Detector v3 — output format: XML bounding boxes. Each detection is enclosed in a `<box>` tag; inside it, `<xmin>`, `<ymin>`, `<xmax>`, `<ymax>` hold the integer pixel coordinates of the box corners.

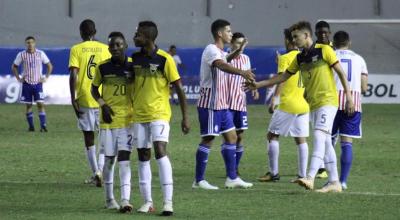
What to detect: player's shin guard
<box><xmin>340</xmin><ymin>142</ymin><xmax>353</xmax><ymax>183</ymax></box>
<box><xmin>235</xmin><ymin>145</ymin><xmax>244</xmax><ymax>172</ymax></box>
<box><xmin>138</xmin><ymin>160</ymin><xmax>152</xmax><ymax>203</ymax></box>
<box><xmin>38</xmin><ymin>111</ymin><xmax>46</xmax><ymax>128</ymax></box>
<box><xmin>268</xmin><ymin>140</ymin><xmax>279</xmax><ymax>175</ymax></box>
<box><xmin>308</xmin><ymin>130</ymin><xmax>326</xmax><ymax>178</ymax></box>
<box><xmin>157</xmin><ymin>156</ymin><xmax>173</xmax><ymax>203</ymax></box>
<box><xmin>324</xmin><ymin>135</ymin><xmax>339</xmax><ymax>182</ymax></box>
<box><xmin>119</xmin><ymin>160</ymin><xmax>131</xmax><ymax>202</ymax></box>
<box><xmin>26</xmin><ymin>112</ymin><xmax>34</xmax><ymax>129</ymax></box>
<box><xmin>104</xmin><ymin>157</ymin><xmax>116</xmax><ymax>200</ymax></box>
<box><xmin>195</xmin><ymin>145</ymin><xmax>210</xmax><ymax>182</ymax></box>
<box><xmin>221</xmin><ymin>143</ymin><xmax>237</xmax><ymax>180</ymax></box>
<box><xmin>86</xmin><ymin>145</ymin><xmax>99</xmax><ymax>175</ymax></box>
<box><xmin>297</xmin><ymin>142</ymin><xmax>308</xmax><ymax>178</ymax></box>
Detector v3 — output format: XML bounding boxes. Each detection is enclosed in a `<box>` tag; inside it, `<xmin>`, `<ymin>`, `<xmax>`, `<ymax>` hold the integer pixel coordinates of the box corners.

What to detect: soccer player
<box><xmin>131</xmin><ymin>21</ymin><xmax>190</xmax><ymax>216</ymax></box>
<box><xmin>12</xmin><ymin>36</ymin><xmax>53</xmax><ymax>132</ymax></box>
<box><xmin>69</xmin><ymin>19</ymin><xmax>111</xmax><ymax>187</ymax></box>
<box><xmin>257</xmin><ymin>29</ymin><xmax>309</xmax><ymax>182</ymax></box>
<box><xmin>245</xmin><ymin>21</ymin><xmax>354</xmax><ymax>193</ymax></box>
<box><xmin>227</xmin><ymin>32</ymin><xmax>259</xmax><ymax>175</ymax></box>
<box><xmin>91</xmin><ymin>32</ymin><xmax>133</xmax><ymax>212</ymax></box>
<box><xmin>332</xmin><ymin>31</ymin><xmax>368</xmax><ymax>190</ymax></box>
<box><xmin>193</xmin><ymin>19</ymin><xmax>255</xmax><ymax>190</ymax></box>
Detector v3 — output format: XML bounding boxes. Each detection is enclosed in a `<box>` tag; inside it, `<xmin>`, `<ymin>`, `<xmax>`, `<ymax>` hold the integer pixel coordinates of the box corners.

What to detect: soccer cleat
<box><xmin>315</xmin><ymin>181</ymin><xmax>342</xmax><ymax>193</ymax></box>
<box><xmin>161</xmin><ymin>202</ymin><xmax>173</xmax><ymax>216</ymax></box>
<box><xmin>137</xmin><ymin>201</ymin><xmax>155</xmax><ymax>213</ymax></box>
<box><xmin>105</xmin><ymin>199</ymin><xmax>120</xmax><ymax>210</ymax></box>
<box><xmin>119</xmin><ymin>199</ymin><xmax>133</xmax><ymax>213</ymax></box>
<box><xmin>28</xmin><ymin>127</ymin><xmax>35</xmax><ymax>132</ymax></box>
<box><xmin>316</xmin><ymin>168</ymin><xmax>328</xmax><ymax>179</ymax></box>
<box><xmin>297</xmin><ymin>176</ymin><xmax>314</xmax><ymax>190</ymax></box>
<box><xmin>290</xmin><ymin>175</ymin><xmax>303</xmax><ymax>183</ymax></box>
<box><xmin>94</xmin><ymin>171</ymin><xmax>103</xmax><ymax>187</ymax></box>
<box><xmin>257</xmin><ymin>172</ymin><xmax>280</xmax><ymax>182</ymax></box>
<box><xmin>341</xmin><ymin>182</ymin><xmax>348</xmax><ymax>190</ymax></box>
<box><xmin>192</xmin><ymin>180</ymin><xmax>219</xmax><ymax>190</ymax></box>
<box><xmin>225</xmin><ymin>177</ymin><xmax>253</xmax><ymax>189</ymax></box>
<box><xmin>40</xmin><ymin>127</ymin><xmax>48</xmax><ymax>132</ymax></box>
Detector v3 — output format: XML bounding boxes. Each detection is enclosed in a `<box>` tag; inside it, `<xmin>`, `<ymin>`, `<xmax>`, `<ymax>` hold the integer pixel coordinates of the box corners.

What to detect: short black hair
<box><xmin>169</xmin><ymin>45</ymin><xmax>176</xmax><ymax>50</ymax></box>
<box><xmin>283</xmin><ymin>28</ymin><xmax>293</xmax><ymax>42</ymax></box>
<box><xmin>333</xmin><ymin>30</ymin><xmax>350</xmax><ymax>48</ymax></box>
<box><xmin>211</xmin><ymin>19</ymin><xmax>230</xmax><ymax>38</ymax></box>
<box><xmin>138</xmin><ymin>20</ymin><xmax>158</xmax><ymax>41</ymax></box>
<box><xmin>108</xmin><ymin>31</ymin><xmax>125</xmax><ymax>41</ymax></box>
<box><xmin>231</xmin><ymin>32</ymin><xmax>245</xmax><ymax>43</ymax></box>
<box><xmin>25</xmin><ymin>36</ymin><xmax>35</xmax><ymax>41</ymax></box>
<box><xmin>80</xmin><ymin>19</ymin><xmax>96</xmax><ymax>37</ymax></box>
<box><xmin>315</xmin><ymin>20</ymin><xmax>330</xmax><ymax>30</ymax></box>
<box><xmin>290</xmin><ymin>21</ymin><xmax>313</xmax><ymax>34</ymax></box>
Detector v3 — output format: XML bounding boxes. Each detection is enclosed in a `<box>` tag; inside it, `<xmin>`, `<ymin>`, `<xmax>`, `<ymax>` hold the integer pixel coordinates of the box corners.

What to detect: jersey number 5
<box><xmin>87</xmin><ymin>55</ymin><xmax>97</xmax><ymax>80</ymax></box>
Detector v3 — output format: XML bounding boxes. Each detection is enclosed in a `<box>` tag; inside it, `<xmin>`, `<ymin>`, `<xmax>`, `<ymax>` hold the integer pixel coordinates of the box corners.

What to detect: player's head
<box><xmin>134</xmin><ymin>20</ymin><xmax>158</xmax><ymax>47</ymax></box>
<box><xmin>169</xmin><ymin>45</ymin><xmax>177</xmax><ymax>55</ymax></box>
<box><xmin>211</xmin><ymin>19</ymin><xmax>232</xmax><ymax>43</ymax></box>
<box><xmin>315</xmin><ymin>20</ymin><xmax>331</xmax><ymax>44</ymax></box>
<box><xmin>230</xmin><ymin>32</ymin><xmax>245</xmax><ymax>51</ymax></box>
<box><xmin>25</xmin><ymin>36</ymin><xmax>36</xmax><ymax>51</ymax></box>
<box><xmin>283</xmin><ymin>28</ymin><xmax>296</xmax><ymax>49</ymax></box>
<box><xmin>333</xmin><ymin>30</ymin><xmax>350</xmax><ymax>49</ymax></box>
<box><xmin>79</xmin><ymin>19</ymin><xmax>96</xmax><ymax>40</ymax></box>
<box><xmin>108</xmin><ymin>31</ymin><xmax>127</xmax><ymax>59</ymax></box>
<box><xmin>290</xmin><ymin>21</ymin><xmax>313</xmax><ymax>48</ymax></box>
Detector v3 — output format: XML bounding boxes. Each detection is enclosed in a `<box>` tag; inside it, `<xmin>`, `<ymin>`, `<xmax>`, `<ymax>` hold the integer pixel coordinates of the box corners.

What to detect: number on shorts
<box><xmin>113</xmin><ymin>84</ymin><xmax>126</xmax><ymax>96</ymax></box>
<box><xmin>87</xmin><ymin>55</ymin><xmax>96</xmax><ymax>80</ymax></box>
<box><xmin>127</xmin><ymin>134</ymin><xmax>133</xmax><ymax>146</ymax></box>
<box><xmin>242</xmin><ymin>116</ymin><xmax>248</xmax><ymax>126</ymax></box>
<box><xmin>320</xmin><ymin>114</ymin><xmax>327</xmax><ymax>124</ymax></box>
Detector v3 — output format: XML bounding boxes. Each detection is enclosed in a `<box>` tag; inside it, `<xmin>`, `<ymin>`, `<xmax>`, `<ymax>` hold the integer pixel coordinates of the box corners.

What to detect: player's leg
<box><xmin>21</xmin><ymin>83</ymin><xmax>34</xmax><ymax>131</ymax></box>
<box><xmin>26</xmin><ymin>103</ymin><xmax>34</xmax><ymax>131</ymax></box>
<box><xmin>235</xmin><ymin>129</ymin><xmax>244</xmax><ymax>174</ymax></box>
<box><xmin>258</xmin><ymin>131</ymin><xmax>281</xmax><ymax>182</ymax></box>
<box><xmin>94</xmin><ymin>109</ymin><xmax>105</xmax><ymax>174</ymax></box>
<box><xmin>292</xmin><ymin>113</ymin><xmax>310</xmax><ymax>180</ymax></box>
<box><xmin>117</xmin><ymin>128</ymin><xmax>133</xmax><ymax>213</ymax></box>
<box><xmin>34</xmin><ymin>83</ymin><xmax>47</xmax><ymax>132</ymax></box>
<box><xmin>135</xmin><ymin>123</ymin><xmax>154</xmax><ymax>213</ymax></box>
<box><xmin>100</xmin><ymin>129</ymin><xmax>119</xmax><ymax>210</ymax></box>
<box><xmin>232</xmin><ymin>110</ymin><xmax>248</xmax><ymax>175</ymax></box>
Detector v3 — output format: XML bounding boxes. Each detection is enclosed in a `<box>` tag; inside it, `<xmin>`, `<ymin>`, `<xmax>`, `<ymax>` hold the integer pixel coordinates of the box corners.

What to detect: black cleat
<box><xmin>40</xmin><ymin>127</ymin><xmax>48</xmax><ymax>132</ymax></box>
<box><xmin>28</xmin><ymin>127</ymin><xmax>35</xmax><ymax>132</ymax></box>
<box><xmin>257</xmin><ymin>172</ymin><xmax>280</xmax><ymax>182</ymax></box>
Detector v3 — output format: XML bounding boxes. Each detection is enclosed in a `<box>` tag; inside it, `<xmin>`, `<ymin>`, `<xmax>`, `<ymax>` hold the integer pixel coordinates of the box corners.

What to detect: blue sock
<box><xmin>235</xmin><ymin>145</ymin><xmax>244</xmax><ymax>172</ymax></box>
<box><xmin>340</xmin><ymin>142</ymin><xmax>353</xmax><ymax>183</ymax></box>
<box><xmin>26</xmin><ymin>112</ymin><xmax>34</xmax><ymax>128</ymax></box>
<box><xmin>195</xmin><ymin>145</ymin><xmax>210</xmax><ymax>183</ymax></box>
<box><xmin>39</xmin><ymin>112</ymin><xmax>46</xmax><ymax>128</ymax></box>
<box><xmin>221</xmin><ymin>143</ymin><xmax>237</xmax><ymax>180</ymax></box>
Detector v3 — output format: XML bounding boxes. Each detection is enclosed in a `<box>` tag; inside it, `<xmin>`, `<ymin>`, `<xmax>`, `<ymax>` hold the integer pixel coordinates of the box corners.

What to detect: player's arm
<box><xmin>69</xmin><ymin>67</ymin><xmax>83</xmax><ymax>118</ymax></box>
<box><xmin>91</xmin><ymin>84</ymin><xmax>114</xmax><ymax>124</ymax></box>
<box><xmin>244</xmin><ymin>71</ymin><xmax>291</xmax><ymax>90</ymax></box>
<box><xmin>213</xmin><ymin>60</ymin><xmax>255</xmax><ymax>81</ymax></box>
<box><xmin>268</xmin><ymin>82</ymin><xmax>283</xmax><ymax>114</ymax></box>
<box><xmin>361</xmin><ymin>74</ymin><xmax>368</xmax><ymax>94</ymax></box>
<box><xmin>332</xmin><ymin>63</ymin><xmax>355</xmax><ymax>115</ymax></box>
<box><xmin>11</xmin><ymin>64</ymin><xmax>23</xmax><ymax>82</ymax></box>
<box><xmin>171</xmin><ymin>79</ymin><xmax>190</xmax><ymax>134</ymax></box>
<box><xmin>41</xmin><ymin>62</ymin><xmax>53</xmax><ymax>83</ymax></box>
<box><xmin>226</xmin><ymin>38</ymin><xmax>248</xmax><ymax>62</ymax></box>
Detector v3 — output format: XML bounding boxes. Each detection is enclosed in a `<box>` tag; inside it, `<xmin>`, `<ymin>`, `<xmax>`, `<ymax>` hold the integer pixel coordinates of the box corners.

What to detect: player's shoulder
<box><xmin>156</xmin><ymin>48</ymin><xmax>171</xmax><ymax>58</ymax></box>
<box><xmin>98</xmin><ymin>58</ymin><xmax>111</xmax><ymax>67</ymax></box>
<box><xmin>240</xmin><ymin>53</ymin><xmax>250</xmax><ymax>60</ymax></box>
<box><xmin>315</xmin><ymin>43</ymin><xmax>333</xmax><ymax>51</ymax></box>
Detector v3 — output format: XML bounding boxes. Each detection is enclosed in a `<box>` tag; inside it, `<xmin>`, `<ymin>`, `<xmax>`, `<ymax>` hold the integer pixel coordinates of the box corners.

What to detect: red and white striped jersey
<box><xmin>228</xmin><ymin>54</ymin><xmax>251</xmax><ymax>112</ymax></box>
<box><xmin>13</xmin><ymin>49</ymin><xmax>50</xmax><ymax>85</ymax></box>
<box><xmin>334</xmin><ymin>49</ymin><xmax>368</xmax><ymax>112</ymax></box>
<box><xmin>197</xmin><ymin>44</ymin><xmax>230</xmax><ymax>110</ymax></box>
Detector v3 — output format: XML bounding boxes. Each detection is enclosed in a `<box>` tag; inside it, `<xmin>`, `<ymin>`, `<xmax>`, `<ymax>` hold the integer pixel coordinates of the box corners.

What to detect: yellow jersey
<box><xmin>92</xmin><ymin>57</ymin><xmax>133</xmax><ymax>129</ymax></box>
<box><xmin>277</xmin><ymin>50</ymin><xmax>309</xmax><ymax>114</ymax></box>
<box><xmin>287</xmin><ymin>43</ymin><xmax>339</xmax><ymax>111</ymax></box>
<box><xmin>69</xmin><ymin>41</ymin><xmax>111</xmax><ymax>108</ymax></box>
<box><xmin>131</xmin><ymin>48</ymin><xmax>180</xmax><ymax>123</ymax></box>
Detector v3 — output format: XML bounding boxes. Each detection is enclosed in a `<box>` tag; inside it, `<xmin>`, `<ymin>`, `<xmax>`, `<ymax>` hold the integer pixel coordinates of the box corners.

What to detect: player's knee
<box><xmin>236</xmin><ymin>131</ymin><xmax>243</xmax><ymax>144</ymax></box>
<box><xmin>154</xmin><ymin>141</ymin><xmax>167</xmax><ymax>159</ymax></box>
<box><xmin>83</xmin><ymin>131</ymin><xmax>95</xmax><ymax>147</ymax></box>
<box><xmin>137</xmin><ymin>148</ymin><xmax>151</xmax><ymax>161</ymax></box>
<box><xmin>105</xmin><ymin>156</ymin><xmax>116</xmax><ymax>165</ymax></box>
<box><xmin>294</xmin><ymin>137</ymin><xmax>306</xmax><ymax>145</ymax></box>
<box><xmin>267</xmin><ymin>132</ymin><xmax>279</xmax><ymax>142</ymax></box>
<box><xmin>200</xmin><ymin>136</ymin><xmax>215</xmax><ymax>147</ymax></box>
<box><xmin>117</xmin><ymin>150</ymin><xmax>131</xmax><ymax>161</ymax></box>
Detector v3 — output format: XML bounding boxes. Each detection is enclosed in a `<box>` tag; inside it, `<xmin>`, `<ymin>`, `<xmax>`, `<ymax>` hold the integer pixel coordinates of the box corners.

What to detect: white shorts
<box><xmin>310</xmin><ymin>106</ymin><xmax>338</xmax><ymax>134</ymax></box>
<box><xmin>268</xmin><ymin>110</ymin><xmax>309</xmax><ymax>137</ymax></box>
<box><xmin>77</xmin><ymin>107</ymin><xmax>99</xmax><ymax>131</ymax></box>
<box><xmin>132</xmin><ymin>120</ymin><xmax>170</xmax><ymax>149</ymax></box>
<box><xmin>100</xmin><ymin>127</ymin><xmax>133</xmax><ymax>156</ymax></box>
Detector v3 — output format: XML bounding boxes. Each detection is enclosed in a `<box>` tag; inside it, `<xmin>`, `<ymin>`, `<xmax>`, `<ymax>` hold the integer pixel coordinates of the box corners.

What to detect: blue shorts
<box><xmin>230</xmin><ymin>110</ymin><xmax>248</xmax><ymax>130</ymax></box>
<box><xmin>332</xmin><ymin>110</ymin><xmax>362</xmax><ymax>138</ymax></box>
<box><xmin>198</xmin><ymin>107</ymin><xmax>235</xmax><ymax>137</ymax></box>
<box><xmin>20</xmin><ymin>82</ymin><xmax>44</xmax><ymax>104</ymax></box>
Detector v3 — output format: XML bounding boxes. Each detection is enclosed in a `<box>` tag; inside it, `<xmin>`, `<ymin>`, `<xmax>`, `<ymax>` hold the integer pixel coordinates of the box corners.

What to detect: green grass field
<box><xmin>0</xmin><ymin>104</ymin><xmax>399</xmax><ymax>220</ymax></box>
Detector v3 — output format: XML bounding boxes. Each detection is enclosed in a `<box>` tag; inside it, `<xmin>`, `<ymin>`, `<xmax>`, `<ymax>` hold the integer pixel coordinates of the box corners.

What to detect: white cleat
<box><xmin>105</xmin><ymin>199</ymin><xmax>120</xmax><ymax>210</ymax></box>
<box><xmin>94</xmin><ymin>171</ymin><xmax>103</xmax><ymax>187</ymax></box>
<box><xmin>341</xmin><ymin>182</ymin><xmax>348</xmax><ymax>190</ymax></box>
<box><xmin>137</xmin><ymin>201</ymin><xmax>155</xmax><ymax>213</ymax></box>
<box><xmin>315</xmin><ymin>181</ymin><xmax>342</xmax><ymax>193</ymax></box>
<box><xmin>119</xmin><ymin>199</ymin><xmax>133</xmax><ymax>213</ymax></box>
<box><xmin>225</xmin><ymin>177</ymin><xmax>253</xmax><ymax>189</ymax></box>
<box><xmin>297</xmin><ymin>176</ymin><xmax>315</xmax><ymax>190</ymax></box>
<box><xmin>192</xmin><ymin>180</ymin><xmax>219</xmax><ymax>190</ymax></box>
<box><xmin>161</xmin><ymin>201</ymin><xmax>173</xmax><ymax>216</ymax></box>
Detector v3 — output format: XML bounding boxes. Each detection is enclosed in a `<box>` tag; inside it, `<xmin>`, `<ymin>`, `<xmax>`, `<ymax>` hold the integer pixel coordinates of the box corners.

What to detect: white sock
<box><xmin>119</xmin><ymin>160</ymin><xmax>131</xmax><ymax>202</ymax></box>
<box><xmin>297</xmin><ymin>142</ymin><xmax>308</xmax><ymax>178</ymax></box>
<box><xmin>86</xmin><ymin>145</ymin><xmax>99</xmax><ymax>175</ymax></box>
<box><xmin>308</xmin><ymin>130</ymin><xmax>326</xmax><ymax>178</ymax></box>
<box><xmin>268</xmin><ymin>140</ymin><xmax>279</xmax><ymax>175</ymax></box>
<box><xmin>138</xmin><ymin>160</ymin><xmax>152</xmax><ymax>203</ymax></box>
<box><xmin>98</xmin><ymin>147</ymin><xmax>105</xmax><ymax>173</ymax></box>
<box><xmin>103</xmin><ymin>157</ymin><xmax>116</xmax><ymax>200</ymax></box>
<box><xmin>157</xmin><ymin>156</ymin><xmax>173</xmax><ymax>204</ymax></box>
<box><xmin>324</xmin><ymin>135</ymin><xmax>339</xmax><ymax>182</ymax></box>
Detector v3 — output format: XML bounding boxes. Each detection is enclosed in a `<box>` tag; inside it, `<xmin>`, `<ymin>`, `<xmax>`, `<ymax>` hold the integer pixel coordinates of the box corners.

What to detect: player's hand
<box><xmin>40</xmin><ymin>76</ymin><xmax>48</xmax><ymax>83</ymax></box>
<box><xmin>17</xmin><ymin>76</ymin><xmax>25</xmax><ymax>83</ymax></box>
<box><xmin>72</xmin><ymin>100</ymin><xmax>84</xmax><ymax>118</ymax></box>
<box><xmin>243</xmin><ymin>80</ymin><xmax>259</xmax><ymax>91</ymax></box>
<box><xmin>241</xmin><ymin>70</ymin><xmax>255</xmax><ymax>82</ymax></box>
<box><xmin>252</xmin><ymin>90</ymin><xmax>259</xmax><ymax>100</ymax></box>
<box><xmin>101</xmin><ymin>104</ymin><xmax>114</xmax><ymax>124</ymax></box>
<box><xmin>345</xmin><ymin>99</ymin><xmax>355</xmax><ymax>116</ymax></box>
<box><xmin>268</xmin><ymin>97</ymin><xmax>276</xmax><ymax>114</ymax></box>
<box><xmin>181</xmin><ymin>118</ymin><xmax>190</xmax><ymax>134</ymax></box>
<box><xmin>238</xmin><ymin>38</ymin><xmax>248</xmax><ymax>52</ymax></box>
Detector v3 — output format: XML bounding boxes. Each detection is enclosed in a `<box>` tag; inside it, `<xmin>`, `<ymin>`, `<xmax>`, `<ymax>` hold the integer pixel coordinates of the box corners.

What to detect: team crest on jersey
<box><xmin>312</xmin><ymin>55</ymin><xmax>318</xmax><ymax>62</ymax></box>
<box><xmin>149</xmin><ymin>63</ymin><xmax>159</xmax><ymax>74</ymax></box>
